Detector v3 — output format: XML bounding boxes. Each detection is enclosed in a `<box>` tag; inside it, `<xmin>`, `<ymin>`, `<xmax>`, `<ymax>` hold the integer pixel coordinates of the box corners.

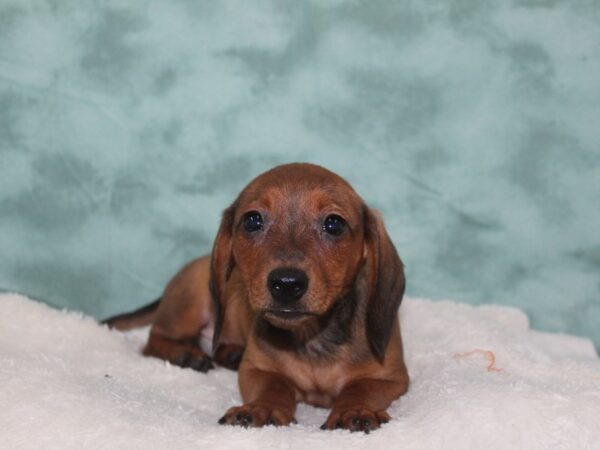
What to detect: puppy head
<box><xmin>211</xmin><ymin>163</ymin><xmax>404</xmax><ymax>359</ymax></box>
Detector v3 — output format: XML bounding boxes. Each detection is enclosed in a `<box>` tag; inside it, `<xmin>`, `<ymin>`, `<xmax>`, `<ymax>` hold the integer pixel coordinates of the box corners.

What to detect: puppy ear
<box><xmin>209</xmin><ymin>203</ymin><xmax>237</xmax><ymax>352</ymax></box>
<box><xmin>363</xmin><ymin>208</ymin><xmax>406</xmax><ymax>361</ymax></box>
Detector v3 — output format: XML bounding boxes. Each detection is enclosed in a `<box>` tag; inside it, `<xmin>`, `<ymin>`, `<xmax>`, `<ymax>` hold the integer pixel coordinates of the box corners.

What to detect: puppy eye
<box><xmin>322</xmin><ymin>214</ymin><xmax>346</xmax><ymax>236</ymax></box>
<box><xmin>243</xmin><ymin>211</ymin><xmax>264</xmax><ymax>232</ymax></box>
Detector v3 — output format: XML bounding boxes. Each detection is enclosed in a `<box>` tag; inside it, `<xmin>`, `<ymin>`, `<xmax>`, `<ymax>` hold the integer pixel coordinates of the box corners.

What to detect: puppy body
<box><xmin>105</xmin><ymin>163</ymin><xmax>409</xmax><ymax>432</ymax></box>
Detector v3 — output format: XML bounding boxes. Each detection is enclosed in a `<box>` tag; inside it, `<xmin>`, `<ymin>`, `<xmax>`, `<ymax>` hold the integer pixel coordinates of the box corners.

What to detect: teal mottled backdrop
<box><xmin>1</xmin><ymin>1</ymin><xmax>599</xmax><ymax>348</ymax></box>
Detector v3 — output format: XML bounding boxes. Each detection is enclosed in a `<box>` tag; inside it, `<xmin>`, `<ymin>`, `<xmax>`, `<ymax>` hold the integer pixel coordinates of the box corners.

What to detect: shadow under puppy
<box><xmin>104</xmin><ymin>163</ymin><xmax>409</xmax><ymax>432</ymax></box>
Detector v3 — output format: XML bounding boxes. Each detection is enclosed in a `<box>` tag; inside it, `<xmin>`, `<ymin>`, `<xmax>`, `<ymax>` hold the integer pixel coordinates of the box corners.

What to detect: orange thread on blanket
<box><xmin>453</xmin><ymin>349</ymin><xmax>502</xmax><ymax>372</ymax></box>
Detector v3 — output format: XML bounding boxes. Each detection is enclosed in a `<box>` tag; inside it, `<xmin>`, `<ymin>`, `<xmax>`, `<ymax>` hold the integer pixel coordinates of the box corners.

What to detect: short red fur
<box><xmin>104</xmin><ymin>163</ymin><xmax>410</xmax><ymax>432</ymax></box>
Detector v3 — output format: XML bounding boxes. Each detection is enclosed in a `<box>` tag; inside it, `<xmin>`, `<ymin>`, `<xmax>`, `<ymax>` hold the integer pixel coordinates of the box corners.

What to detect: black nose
<box><xmin>267</xmin><ymin>268</ymin><xmax>309</xmax><ymax>304</ymax></box>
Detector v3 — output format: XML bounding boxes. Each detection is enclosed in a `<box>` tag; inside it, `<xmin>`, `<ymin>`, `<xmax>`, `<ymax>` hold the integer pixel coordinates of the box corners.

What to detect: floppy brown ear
<box><xmin>209</xmin><ymin>203</ymin><xmax>237</xmax><ymax>352</ymax></box>
<box><xmin>364</xmin><ymin>208</ymin><xmax>406</xmax><ymax>361</ymax></box>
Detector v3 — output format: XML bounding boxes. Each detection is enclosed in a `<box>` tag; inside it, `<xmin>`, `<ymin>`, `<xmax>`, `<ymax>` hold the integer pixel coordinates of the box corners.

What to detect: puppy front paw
<box><xmin>171</xmin><ymin>350</ymin><xmax>214</xmax><ymax>373</ymax></box>
<box><xmin>321</xmin><ymin>407</ymin><xmax>390</xmax><ymax>433</ymax></box>
<box><xmin>218</xmin><ymin>403</ymin><xmax>296</xmax><ymax>428</ymax></box>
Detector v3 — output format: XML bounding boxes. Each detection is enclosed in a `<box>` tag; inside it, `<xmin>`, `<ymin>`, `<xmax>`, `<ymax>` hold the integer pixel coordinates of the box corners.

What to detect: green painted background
<box><xmin>1</xmin><ymin>1</ymin><xmax>599</xmax><ymax>349</ymax></box>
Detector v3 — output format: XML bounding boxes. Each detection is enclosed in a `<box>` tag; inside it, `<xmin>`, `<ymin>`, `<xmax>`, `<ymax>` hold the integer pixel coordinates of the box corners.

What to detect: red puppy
<box><xmin>104</xmin><ymin>163</ymin><xmax>409</xmax><ymax>432</ymax></box>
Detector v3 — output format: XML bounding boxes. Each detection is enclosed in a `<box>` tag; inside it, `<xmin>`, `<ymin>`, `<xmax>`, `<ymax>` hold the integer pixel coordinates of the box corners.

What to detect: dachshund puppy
<box><xmin>104</xmin><ymin>163</ymin><xmax>409</xmax><ymax>432</ymax></box>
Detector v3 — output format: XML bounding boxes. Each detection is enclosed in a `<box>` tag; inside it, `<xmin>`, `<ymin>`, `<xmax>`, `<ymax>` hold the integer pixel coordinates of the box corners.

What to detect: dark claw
<box><xmin>242</xmin><ymin>415</ymin><xmax>253</xmax><ymax>427</ymax></box>
<box><xmin>351</xmin><ymin>417</ymin><xmax>362</xmax><ymax>429</ymax></box>
<box><xmin>226</xmin><ymin>351</ymin><xmax>243</xmax><ymax>370</ymax></box>
<box><xmin>334</xmin><ymin>420</ymin><xmax>343</xmax><ymax>429</ymax></box>
<box><xmin>173</xmin><ymin>352</ymin><xmax>190</xmax><ymax>367</ymax></box>
<box><xmin>214</xmin><ymin>344</ymin><xmax>245</xmax><ymax>371</ymax></box>
<box><xmin>199</xmin><ymin>357</ymin><xmax>214</xmax><ymax>372</ymax></box>
<box><xmin>188</xmin><ymin>358</ymin><xmax>203</xmax><ymax>372</ymax></box>
<box><xmin>218</xmin><ymin>416</ymin><xmax>227</xmax><ymax>425</ymax></box>
<box><xmin>320</xmin><ymin>423</ymin><xmax>327</xmax><ymax>430</ymax></box>
<box><xmin>380</xmin><ymin>417</ymin><xmax>389</xmax><ymax>424</ymax></box>
<box><xmin>234</xmin><ymin>413</ymin><xmax>242</xmax><ymax>424</ymax></box>
<box><xmin>291</xmin><ymin>418</ymin><xmax>298</xmax><ymax>425</ymax></box>
<box><xmin>363</xmin><ymin>419</ymin><xmax>372</xmax><ymax>430</ymax></box>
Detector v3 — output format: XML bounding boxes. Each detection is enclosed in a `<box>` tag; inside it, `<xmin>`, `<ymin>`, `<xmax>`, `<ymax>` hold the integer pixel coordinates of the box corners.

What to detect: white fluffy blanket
<box><xmin>1</xmin><ymin>293</ymin><xmax>599</xmax><ymax>449</ymax></box>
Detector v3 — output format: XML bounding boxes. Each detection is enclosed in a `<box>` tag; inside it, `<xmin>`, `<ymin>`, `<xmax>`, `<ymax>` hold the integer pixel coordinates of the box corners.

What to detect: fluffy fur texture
<box><xmin>1</xmin><ymin>293</ymin><xmax>599</xmax><ymax>449</ymax></box>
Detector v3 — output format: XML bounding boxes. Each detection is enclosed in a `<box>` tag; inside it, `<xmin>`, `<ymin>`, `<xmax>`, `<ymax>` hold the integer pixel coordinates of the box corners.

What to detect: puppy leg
<box><xmin>210</xmin><ymin>279</ymin><xmax>251</xmax><ymax>371</ymax></box>
<box><xmin>143</xmin><ymin>257</ymin><xmax>215</xmax><ymax>372</ymax></box>
<box><xmin>143</xmin><ymin>332</ymin><xmax>213</xmax><ymax>372</ymax></box>
<box><xmin>321</xmin><ymin>375</ymin><xmax>408</xmax><ymax>433</ymax></box>
<box><xmin>219</xmin><ymin>367</ymin><xmax>297</xmax><ymax>427</ymax></box>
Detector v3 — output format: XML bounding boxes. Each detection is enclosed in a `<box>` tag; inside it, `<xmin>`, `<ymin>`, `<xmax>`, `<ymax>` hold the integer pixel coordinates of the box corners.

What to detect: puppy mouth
<box><xmin>262</xmin><ymin>308</ymin><xmax>316</xmax><ymax>322</ymax></box>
